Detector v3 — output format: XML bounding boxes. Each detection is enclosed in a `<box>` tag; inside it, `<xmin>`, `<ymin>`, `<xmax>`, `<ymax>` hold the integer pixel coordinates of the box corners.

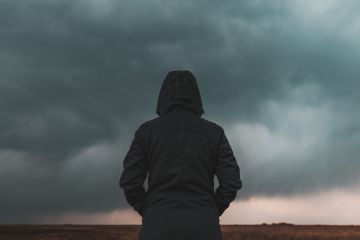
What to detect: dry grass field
<box><xmin>1</xmin><ymin>224</ymin><xmax>360</xmax><ymax>240</ymax></box>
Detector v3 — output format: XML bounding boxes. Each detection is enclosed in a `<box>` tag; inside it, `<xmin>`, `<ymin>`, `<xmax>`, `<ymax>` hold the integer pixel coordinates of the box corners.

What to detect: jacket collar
<box><xmin>167</xmin><ymin>105</ymin><xmax>199</xmax><ymax>116</ymax></box>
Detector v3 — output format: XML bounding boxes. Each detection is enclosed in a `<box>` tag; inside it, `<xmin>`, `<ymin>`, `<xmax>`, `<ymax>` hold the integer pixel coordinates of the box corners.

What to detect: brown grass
<box><xmin>1</xmin><ymin>224</ymin><xmax>360</xmax><ymax>240</ymax></box>
<box><xmin>221</xmin><ymin>224</ymin><xmax>360</xmax><ymax>240</ymax></box>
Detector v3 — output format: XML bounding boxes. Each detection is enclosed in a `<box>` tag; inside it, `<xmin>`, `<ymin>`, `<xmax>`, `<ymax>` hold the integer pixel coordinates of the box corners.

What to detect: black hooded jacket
<box><xmin>119</xmin><ymin>70</ymin><xmax>242</xmax><ymax>240</ymax></box>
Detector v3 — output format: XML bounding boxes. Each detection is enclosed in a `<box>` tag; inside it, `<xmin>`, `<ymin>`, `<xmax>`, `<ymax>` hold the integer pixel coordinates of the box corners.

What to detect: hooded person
<box><xmin>119</xmin><ymin>70</ymin><xmax>242</xmax><ymax>240</ymax></box>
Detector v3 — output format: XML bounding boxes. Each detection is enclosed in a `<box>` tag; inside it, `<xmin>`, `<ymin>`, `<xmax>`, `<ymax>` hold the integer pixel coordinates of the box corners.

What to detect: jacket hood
<box><xmin>156</xmin><ymin>70</ymin><xmax>204</xmax><ymax>116</ymax></box>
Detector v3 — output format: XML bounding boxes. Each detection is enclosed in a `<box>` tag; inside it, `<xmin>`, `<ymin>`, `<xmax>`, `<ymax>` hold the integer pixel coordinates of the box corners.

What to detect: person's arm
<box><xmin>214</xmin><ymin>128</ymin><xmax>242</xmax><ymax>216</ymax></box>
<box><xmin>119</xmin><ymin>125</ymin><xmax>148</xmax><ymax>217</ymax></box>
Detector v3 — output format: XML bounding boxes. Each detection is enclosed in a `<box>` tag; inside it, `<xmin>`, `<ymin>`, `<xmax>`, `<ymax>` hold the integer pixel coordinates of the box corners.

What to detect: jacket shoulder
<box><xmin>199</xmin><ymin>117</ymin><xmax>224</xmax><ymax>133</ymax></box>
<box><xmin>136</xmin><ymin>115</ymin><xmax>224</xmax><ymax>136</ymax></box>
<box><xmin>136</xmin><ymin>117</ymin><xmax>157</xmax><ymax>132</ymax></box>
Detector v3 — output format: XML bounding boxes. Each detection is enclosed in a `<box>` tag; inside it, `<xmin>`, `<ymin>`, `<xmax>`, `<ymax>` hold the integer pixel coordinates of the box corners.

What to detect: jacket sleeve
<box><xmin>119</xmin><ymin>126</ymin><xmax>148</xmax><ymax>217</ymax></box>
<box><xmin>214</xmin><ymin>128</ymin><xmax>242</xmax><ymax>216</ymax></box>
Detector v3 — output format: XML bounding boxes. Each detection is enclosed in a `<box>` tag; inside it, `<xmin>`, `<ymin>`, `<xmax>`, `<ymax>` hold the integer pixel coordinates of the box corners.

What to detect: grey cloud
<box><xmin>1</xmin><ymin>0</ymin><xmax>360</xmax><ymax>222</ymax></box>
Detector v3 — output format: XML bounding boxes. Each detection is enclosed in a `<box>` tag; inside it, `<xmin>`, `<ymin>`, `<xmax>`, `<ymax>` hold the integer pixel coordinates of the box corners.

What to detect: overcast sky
<box><xmin>1</xmin><ymin>0</ymin><xmax>360</xmax><ymax>224</ymax></box>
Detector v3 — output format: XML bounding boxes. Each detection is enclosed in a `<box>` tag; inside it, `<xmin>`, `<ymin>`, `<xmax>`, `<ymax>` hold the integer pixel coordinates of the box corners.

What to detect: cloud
<box><xmin>222</xmin><ymin>186</ymin><xmax>360</xmax><ymax>224</ymax></box>
<box><xmin>0</xmin><ymin>140</ymin><xmax>130</xmax><ymax>223</ymax></box>
<box><xmin>226</xmin><ymin>81</ymin><xmax>360</xmax><ymax>198</ymax></box>
<box><xmin>31</xmin><ymin>186</ymin><xmax>360</xmax><ymax>225</ymax></box>
<box><xmin>0</xmin><ymin>0</ymin><xmax>360</xmax><ymax>222</ymax></box>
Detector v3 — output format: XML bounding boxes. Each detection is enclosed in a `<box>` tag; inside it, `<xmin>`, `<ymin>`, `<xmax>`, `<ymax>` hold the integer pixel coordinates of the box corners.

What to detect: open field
<box><xmin>1</xmin><ymin>224</ymin><xmax>360</xmax><ymax>240</ymax></box>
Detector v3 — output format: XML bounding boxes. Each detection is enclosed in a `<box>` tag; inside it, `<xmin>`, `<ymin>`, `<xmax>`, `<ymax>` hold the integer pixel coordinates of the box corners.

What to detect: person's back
<box><xmin>120</xmin><ymin>70</ymin><xmax>242</xmax><ymax>240</ymax></box>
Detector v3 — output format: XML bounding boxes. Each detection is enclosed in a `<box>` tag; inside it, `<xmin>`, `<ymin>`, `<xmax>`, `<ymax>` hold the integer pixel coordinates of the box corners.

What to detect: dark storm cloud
<box><xmin>1</xmin><ymin>0</ymin><xmax>360</xmax><ymax>222</ymax></box>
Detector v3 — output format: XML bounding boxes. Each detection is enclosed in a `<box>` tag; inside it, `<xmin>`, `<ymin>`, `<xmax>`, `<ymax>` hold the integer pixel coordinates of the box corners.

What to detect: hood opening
<box><xmin>156</xmin><ymin>70</ymin><xmax>204</xmax><ymax>116</ymax></box>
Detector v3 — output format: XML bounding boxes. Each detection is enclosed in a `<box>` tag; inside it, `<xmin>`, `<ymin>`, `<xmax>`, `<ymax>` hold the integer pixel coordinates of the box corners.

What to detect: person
<box><xmin>119</xmin><ymin>70</ymin><xmax>242</xmax><ymax>240</ymax></box>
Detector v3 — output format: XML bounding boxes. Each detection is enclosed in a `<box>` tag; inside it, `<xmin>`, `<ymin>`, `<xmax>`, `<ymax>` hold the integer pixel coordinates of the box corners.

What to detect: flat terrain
<box><xmin>1</xmin><ymin>224</ymin><xmax>360</xmax><ymax>240</ymax></box>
